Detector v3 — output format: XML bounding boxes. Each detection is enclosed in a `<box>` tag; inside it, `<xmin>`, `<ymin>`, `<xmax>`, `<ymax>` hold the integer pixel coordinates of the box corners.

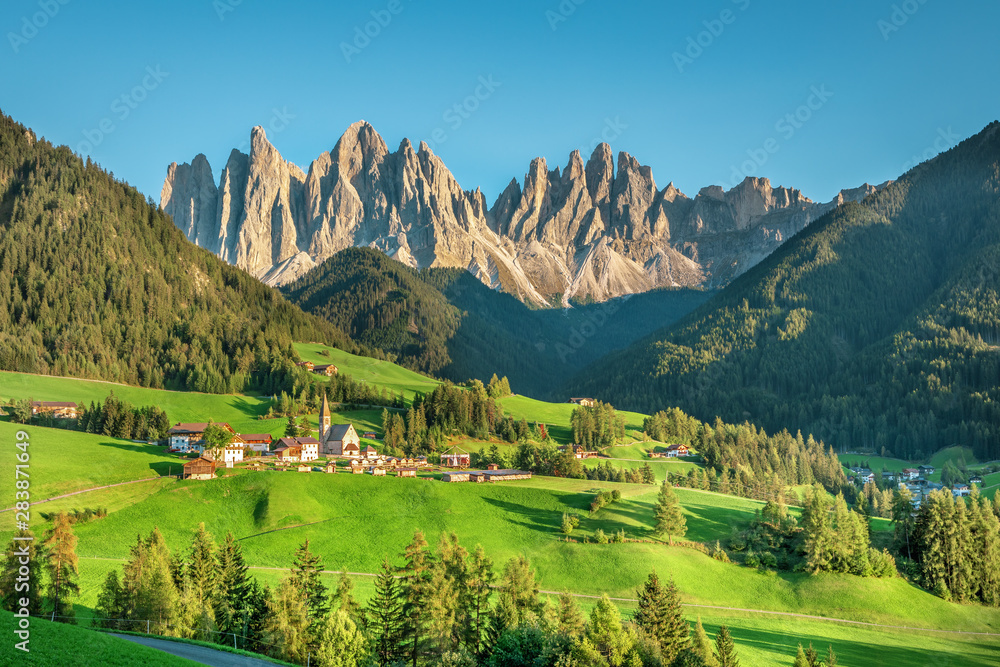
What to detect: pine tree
<box><xmin>556</xmin><ymin>591</ymin><xmax>586</xmax><ymax>638</ymax></box>
<box><xmin>713</xmin><ymin>625</ymin><xmax>740</xmax><ymax>667</ymax></box>
<box><xmin>43</xmin><ymin>513</ymin><xmax>80</xmax><ymax>622</ymax></box>
<box><xmin>399</xmin><ymin>531</ymin><xmax>433</xmax><ymax>667</ymax></box>
<box><xmin>654</xmin><ymin>481</ymin><xmax>687</xmax><ymax>543</ymax></box>
<box><xmin>586</xmin><ymin>594</ymin><xmax>640</xmax><ymax>667</ymax></box>
<box><xmin>94</xmin><ymin>570</ymin><xmax>125</xmax><ymax>629</ymax></box>
<box><xmin>426</xmin><ymin>532</ymin><xmax>468</xmax><ymax>656</ymax></box>
<box><xmin>801</xmin><ymin>486</ymin><xmax>833</xmax><ymax>573</ymax></box>
<box><xmin>495</xmin><ymin>554</ymin><xmax>541</xmax><ymax>627</ymax></box>
<box><xmin>692</xmin><ymin>617</ymin><xmax>719</xmax><ymax>667</ymax></box>
<box><xmin>633</xmin><ymin>571</ymin><xmax>689</xmax><ymax>660</ymax></box>
<box><xmin>826</xmin><ymin>645</ymin><xmax>838</xmax><ymax>666</ymax></box>
<box><xmin>464</xmin><ymin>544</ymin><xmax>494</xmax><ymax>658</ymax></box>
<box><xmin>264</xmin><ymin>578</ymin><xmax>311</xmax><ymax>664</ymax></box>
<box><xmin>284</xmin><ymin>414</ymin><xmax>300</xmax><ymax>437</ymax></box>
<box><xmin>792</xmin><ymin>644</ymin><xmax>809</xmax><ymax>667</ymax></box>
<box><xmin>314</xmin><ymin>609</ymin><xmax>368</xmax><ymax>667</ymax></box>
<box><xmin>186</xmin><ymin>523</ymin><xmax>216</xmax><ymax>607</ymax></box>
<box><xmin>0</xmin><ymin>530</ymin><xmax>44</xmax><ymax>616</ymax></box>
<box><xmin>290</xmin><ymin>539</ymin><xmax>329</xmax><ymax>626</ymax></box>
<box><xmin>215</xmin><ymin>531</ymin><xmax>252</xmax><ymax>645</ymax></box>
<box><xmin>367</xmin><ymin>558</ymin><xmax>405</xmax><ymax>667</ymax></box>
<box><xmin>332</xmin><ymin>570</ymin><xmax>364</xmax><ymax>629</ymax></box>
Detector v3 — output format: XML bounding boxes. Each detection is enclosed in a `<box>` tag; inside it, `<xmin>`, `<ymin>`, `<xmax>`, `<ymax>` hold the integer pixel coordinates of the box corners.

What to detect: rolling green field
<box><xmin>294</xmin><ymin>342</ymin><xmax>441</xmax><ymax>401</ymax></box>
<box><xmin>4</xmin><ymin>349</ymin><xmax>1000</xmax><ymax>666</ymax></box>
<box><xmin>0</xmin><ymin>610</ymin><xmax>199</xmax><ymax>666</ymax></box>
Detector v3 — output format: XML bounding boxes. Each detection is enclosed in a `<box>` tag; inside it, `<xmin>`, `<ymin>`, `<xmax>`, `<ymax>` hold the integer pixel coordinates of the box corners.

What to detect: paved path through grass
<box><xmin>109</xmin><ymin>634</ymin><xmax>282</xmax><ymax>666</ymax></box>
<box><xmin>0</xmin><ymin>477</ymin><xmax>161</xmax><ymax>512</ymax></box>
<box><xmin>82</xmin><ymin>557</ymin><xmax>1000</xmax><ymax>637</ymax></box>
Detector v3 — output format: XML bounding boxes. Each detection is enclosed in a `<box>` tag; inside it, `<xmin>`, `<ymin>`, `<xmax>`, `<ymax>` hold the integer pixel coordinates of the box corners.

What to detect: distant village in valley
<box><xmin>17</xmin><ymin>397</ymin><xmax>991</xmax><ymax>506</ymax></box>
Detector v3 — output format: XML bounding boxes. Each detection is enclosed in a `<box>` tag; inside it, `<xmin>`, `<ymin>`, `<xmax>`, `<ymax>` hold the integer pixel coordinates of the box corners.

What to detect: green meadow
<box><xmin>0</xmin><ymin>610</ymin><xmax>198</xmax><ymax>666</ymax></box>
<box><xmin>3</xmin><ymin>346</ymin><xmax>1000</xmax><ymax>666</ymax></box>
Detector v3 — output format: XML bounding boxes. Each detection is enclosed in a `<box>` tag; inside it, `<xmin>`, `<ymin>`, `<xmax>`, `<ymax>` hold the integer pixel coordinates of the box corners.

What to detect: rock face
<box><xmin>161</xmin><ymin>122</ymin><xmax>886</xmax><ymax>305</ymax></box>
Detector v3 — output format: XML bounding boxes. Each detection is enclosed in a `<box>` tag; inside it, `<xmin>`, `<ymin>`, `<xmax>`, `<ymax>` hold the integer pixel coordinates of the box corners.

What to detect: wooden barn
<box><xmin>568</xmin><ymin>397</ymin><xmax>596</xmax><ymax>407</ymax></box>
<box><xmin>371</xmin><ymin>467</ymin><xmax>386</xmax><ymax>477</ymax></box>
<box><xmin>397</xmin><ymin>467</ymin><xmax>417</xmax><ymax>478</ymax></box>
<box><xmin>183</xmin><ymin>457</ymin><xmax>216</xmax><ymax>480</ymax></box>
<box><xmin>441</xmin><ymin>471</ymin><xmax>470</xmax><ymax>483</ymax></box>
<box><xmin>470</xmin><ymin>469</ymin><xmax>532</xmax><ymax>483</ymax></box>
<box><xmin>325</xmin><ymin>462</ymin><xmax>337</xmax><ymax>474</ymax></box>
<box><xmin>297</xmin><ymin>464</ymin><xmax>312</xmax><ymax>473</ymax></box>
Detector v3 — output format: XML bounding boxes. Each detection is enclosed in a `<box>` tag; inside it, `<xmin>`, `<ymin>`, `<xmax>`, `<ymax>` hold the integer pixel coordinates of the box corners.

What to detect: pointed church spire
<box><xmin>319</xmin><ymin>394</ymin><xmax>331</xmax><ymax>441</ymax></box>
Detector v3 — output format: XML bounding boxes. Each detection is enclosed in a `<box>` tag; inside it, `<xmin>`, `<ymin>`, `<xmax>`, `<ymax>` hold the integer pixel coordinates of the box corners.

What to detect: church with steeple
<box><xmin>318</xmin><ymin>394</ymin><xmax>360</xmax><ymax>457</ymax></box>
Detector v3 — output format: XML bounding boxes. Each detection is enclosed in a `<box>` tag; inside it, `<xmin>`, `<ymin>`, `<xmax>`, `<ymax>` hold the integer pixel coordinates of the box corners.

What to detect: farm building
<box><xmin>970</xmin><ymin>475</ymin><xmax>984</xmax><ymax>486</ymax></box>
<box><xmin>469</xmin><ymin>469</ymin><xmax>532</xmax><ymax>483</ymax></box>
<box><xmin>397</xmin><ymin>467</ymin><xmax>417</xmax><ymax>478</ymax></box>
<box><xmin>902</xmin><ymin>468</ymin><xmax>920</xmax><ymax>480</ymax></box>
<box><xmin>276</xmin><ymin>437</ymin><xmax>319</xmax><ymax>462</ymax></box>
<box><xmin>568</xmin><ymin>398</ymin><xmax>596</xmax><ymax>407</ymax></box>
<box><xmin>361</xmin><ymin>445</ymin><xmax>379</xmax><ymax>460</ymax></box>
<box><xmin>297</xmin><ymin>361</ymin><xmax>315</xmax><ymax>370</ymax></box>
<box><xmin>183</xmin><ymin>457</ymin><xmax>216</xmax><ymax>480</ymax></box>
<box><xmin>168</xmin><ymin>422</ymin><xmax>237</xmax><ymax>454</ymax></box>
<box><xmin>442</xmin><ymin>472</ymin><xmax>470</xmax><ymax>483</ymax></box>
<box><xmin>313</xmin><ymin>364</ymin><xmax>338</xmax><ymax>377</ymax></box>
<box><xmin>487</xmin><ymin>463</ymin><xmax>499</xmax><ymax>470</ymax></box>
<box><xmin>298</xmin><ymin>464</ymin><xmax>312</xmax><ymax>473</ymax></box>
<box><xmin>371</xmin><ymin>467</ymin><xmax>386</xmax><ymax>476</ymax></box>
<box><xmin>274</xmin><ymin>443</ymin><xmax>302</xmax><ymax>462</ymax></box>
<box><xmin>223</xmin><ymin>445</ymin><xmax>244</xmax><ymax>464</ymax></box>
<box><xmin>240</xmin><ymin>434</ymin><xmax>273</xmax><ymax>454</ymax></box>
<box><xmin>31</xmin><ymin>401</ymin><xmax>79</xmax><ymax>419</ymax></box>
<box><xmin>350</xmin><ymin>460</ymin><xmax>365</xmax><ymax>474</ymax></box>
<box><xmin>441</xmin><ymin>447</ymin><xmax>471</xmax><ymax>468</ymax></box>
<box><xmin>363</xmin><ymin>431</ymin><xmax>378</xmax><ymax>439</ymax></box>
<box><xmin>324</xmin><ymin>462</ymin><xmax>337</xmax><ymax>474</ymax></box>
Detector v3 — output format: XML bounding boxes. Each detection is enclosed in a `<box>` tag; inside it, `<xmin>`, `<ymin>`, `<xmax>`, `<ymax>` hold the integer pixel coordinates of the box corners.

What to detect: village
<box><xmin>163</xmin><ymin>395</ymin><xmax>533</xmax><ymax>484</ymax></box>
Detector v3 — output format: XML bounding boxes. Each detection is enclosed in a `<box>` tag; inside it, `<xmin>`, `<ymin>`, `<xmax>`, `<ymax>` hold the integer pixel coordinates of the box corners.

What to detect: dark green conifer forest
<box><xmin>0</xmin><ymin>111</ymin><xmax>357</xmax><ymax>394</ymax></box>
<box><xmin>568</xmin><ymin>122</ymin><xmax>1000</xmax><ymax>461</ymax></box>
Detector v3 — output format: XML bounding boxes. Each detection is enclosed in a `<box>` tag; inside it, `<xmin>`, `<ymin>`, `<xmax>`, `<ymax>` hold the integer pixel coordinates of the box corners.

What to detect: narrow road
<box><xmin>109</xmin><ymin>634</ymin><xmax>281</xmax><ymax>667</ymax></box>
<box><xmin>0</xmin><ymin>477</ymin><xmax>162</xmax><ymax>512</ymax></box>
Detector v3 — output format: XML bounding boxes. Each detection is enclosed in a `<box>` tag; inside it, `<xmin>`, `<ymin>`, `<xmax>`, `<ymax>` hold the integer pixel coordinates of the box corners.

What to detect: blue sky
<box><xmin>1</xmin><ymin>0</ymin><xmax>997</xmax><ymax>205</ymax></box>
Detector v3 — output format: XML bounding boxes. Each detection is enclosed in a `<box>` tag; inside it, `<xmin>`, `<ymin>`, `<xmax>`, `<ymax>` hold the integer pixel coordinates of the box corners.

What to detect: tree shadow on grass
<box><xmin>698</xmin><ymin>622</ymin><xmax>992</xmax><ymax>667</ymax></box>
<box><xmin>481</xmin><ymin>496</ymin><xmax>562</xmax><ymax>534</ymax></box>
<box><xmin>228</xmin><ymin>395</ymin><xmax>270</xmax><ymax>418</ymax></box>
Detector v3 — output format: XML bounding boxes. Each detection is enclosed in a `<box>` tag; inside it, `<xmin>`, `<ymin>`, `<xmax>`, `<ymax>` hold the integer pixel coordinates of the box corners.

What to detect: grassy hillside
<box><xmin>566</xmin><ymin>122</ymin><xmax>1000</xmax><ymax>463</ymax></box>
<box><xmin>0</xmin><ymin>610</ymin><xmax>198</xmax><ymax>666</ymax></box>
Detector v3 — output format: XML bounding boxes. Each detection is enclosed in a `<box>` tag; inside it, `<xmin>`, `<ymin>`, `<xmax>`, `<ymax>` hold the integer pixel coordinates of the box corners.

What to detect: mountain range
<box><xmin>566</xmin><ymin>121</ymin><xmax>1000</xmax><ymax>462</ymax></box>
<box><xmin>161</xmin><ymin>122</ymin><xmax>884</xmax><ymax>305</ymax></box>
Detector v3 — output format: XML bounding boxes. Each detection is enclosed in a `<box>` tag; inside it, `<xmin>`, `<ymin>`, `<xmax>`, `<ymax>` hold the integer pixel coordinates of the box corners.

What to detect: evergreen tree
<box><xmin>314</xmin><ymin>609</ymin><xmax>368</xmax><ymax>667</ymax></box>
<box><xmin>692</xmin><ymin>617</ymin><xmax>719</xmax><ymax>667</ymax></box>
<box><xmin>331</xmin><ymin>570</ymin><xmax>364</xmax><ymax>628</ymax></box>
<box><xmin>290</xmin><ymin>539</ymin><xmax>330</xmax><ymax>626</ymax></box>
<box><xmin>43</xmin><ymin>513</ymin><xmax>80</xmax><ymax>622</ymax></box>
<box><xmin>215</xmin><ymin>531</ymin><xmax>252</xmax><ymax>646</ymax></box>
<box><xmin>399</xmin><ymin>531</ymin><xmax>433</xmax><ymax>667</ymax></box>
<box><xmin>284</xmin><ymin>414</ymin><xmax>300</xmax><ymax>438</ymax></box>
<box><xmin>495</xmin><ymin>554</ymin><xmax>541</xmax><ymax>627</ymax></box>
<box><xmin>186</xmin><ymin>523</ymin><xmax>216</xmax><ymax>607</ymax></box>
<box><xmin>264</xmin><ymin>578</ymin><xmax>311</xmax><ymax>664</ymax></box>
<box><xmin>0</xmin><ymin>530</ymin><xmax>44</xmax><ymax>616</ymax></box>
<box><xmin>586</xmin><ymin>594</ymin><xmax>641</xmax><ymax>667</ymax></box>
<box><xmin>792</xmin><ymin>645</ymin><xmax>809</xmax><ymax>667</ymax></box>
<box><xmin>633</xmin><ymin>571</ymin><xmax>689</xmax><ymax>660</ymax></box>
<box><xmin>654</xmin><ymin>481</ymin><xmax>687</xmax><ymax>543</ymax></box>
<box><xmin>464</xmin><ymin>544</ymin><xmax>494</xmax><ymax>658</ymax></box>
<box><xmin>367</xmin><ymin>558</ymin><xmax>405</xmax><ymax>667</ymax></box>
<box><xmin>713</xmin><ymin>625</ymin><xmax>740</xmax><ymax>667</ymax></box>
<box><xmin>94</xmin><ymin>570</ymin><xmax>125</xmax><ymax>630</ymax></box>
<box><xmin>556</xmin><ymin>591</ymin><xmax>586</xmax><ymax>638</ymax></box>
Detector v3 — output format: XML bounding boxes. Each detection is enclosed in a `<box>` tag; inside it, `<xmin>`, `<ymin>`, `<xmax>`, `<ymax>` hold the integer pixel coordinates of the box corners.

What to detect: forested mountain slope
<box><xmin>281</xmin><ymin>247</ymin><xmax>711</xmax><ymax>397</ymax></box>
<box><xmin>566</xmin><ymin>122</ymin><xmax>1000</xmax><ymax>461</ymax></box>
<box><xmin>0</xmin><ymin>111</ymin><xmax>355</xmax><ymax>393</ymax></box>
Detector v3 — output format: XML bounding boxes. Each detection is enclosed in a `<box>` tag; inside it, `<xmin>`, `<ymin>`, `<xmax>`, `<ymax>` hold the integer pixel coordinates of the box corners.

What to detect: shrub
<box><xmin>744</xmin><ymin>550</ymin><xmax>760</xmax><ymax>568</ymax></box>
<box><xmin>595</xmin><ymin>529</ymin><xmax>608</xmax><ymax>544</ymax></box>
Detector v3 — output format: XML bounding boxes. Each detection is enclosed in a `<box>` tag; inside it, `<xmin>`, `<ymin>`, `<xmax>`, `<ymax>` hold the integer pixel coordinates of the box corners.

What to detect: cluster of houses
<box><xmin>30</xmin><ymin>401</ymin><xmax>81</xmax><ymax>419</ymax></box>
<box><xmin>849</xmin><ymin>463</ymin><xmax>982</xmax><ymax>507</ymax></box>
<box><xmin>442</xmin><ymin>464</ymin><xmax>532</xmax><ymax>484</ymax></box>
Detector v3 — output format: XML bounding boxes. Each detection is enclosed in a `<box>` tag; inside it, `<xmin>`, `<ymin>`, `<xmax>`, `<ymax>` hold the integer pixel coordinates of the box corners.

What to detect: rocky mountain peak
<box><xmin>163</xmin><ymin>120</ymin><xmax>874</xmax><ymax>305</ymax></box>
